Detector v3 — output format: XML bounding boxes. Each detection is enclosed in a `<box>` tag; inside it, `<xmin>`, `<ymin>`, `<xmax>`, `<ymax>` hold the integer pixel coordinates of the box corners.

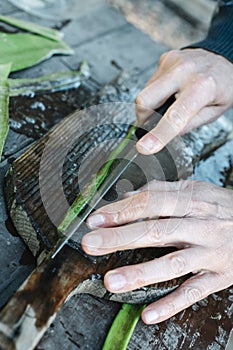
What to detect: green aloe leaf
<box><xmin>0</xmin><ymin>63</ymin><xmax>11</xmax><ymax>161</ymax></box>
<box><xmin>0</xmin><ymin>32</ymin><xmax>73</xmax><ymax>72</ymax></box>
<box><xmin>102</xmin><ymin>304</ymin><xmax>146</xmax><ymax>350</ymax></box>
<box><xmin>0</xmin><ymin>14</ymin><xmax>63</xmax><ymax>41</ymax></box>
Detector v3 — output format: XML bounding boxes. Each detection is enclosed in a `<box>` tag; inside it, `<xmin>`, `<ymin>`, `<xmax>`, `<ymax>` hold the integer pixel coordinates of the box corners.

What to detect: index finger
<box><xmin>86</xmin><ymin>187</ymin><xmax>192</xmax><ymax>229</ymax></box>
<box><xmin>136</xmin><ymin>75</ymin><xmax>216</xmax><ymax>154</ymax></box>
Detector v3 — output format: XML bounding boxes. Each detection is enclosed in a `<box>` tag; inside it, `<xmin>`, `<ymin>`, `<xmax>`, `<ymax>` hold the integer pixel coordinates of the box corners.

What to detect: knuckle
<box><xmin>158</xmin><ymin>53</ymin><xmax>166</xmax><ymax>66</ymax></box>
<box><xmin>159</xmin><ymin>50</ymin><xmax>180</xmax><ymax>65</ymax></box>
<box><xmin>138</xmin><ymin>190</ymin><xmax>151</xmax><ymax>209</ymax></box>
<box><xmin>202</xmin><ymin>219</ymin><xmax>216</xmax><ymax>238</ymax></box>
<box><xmin>135</xmin><ymin>92</ymin><xmax>146</xmax><ymax>107</ymax></box>
<box><xmin>165</xmin><ymin>109</ymin><xmax>187</xmax><ymax>131</ymax></box>
<box><xmin>191</xmin><ymin>181</ymin><xmax>216</xmax><ymax>201</ymax></box>
<box><xmin>135</xmin><ymin>89</ymin><xmax>152</xmax><ymax>108</ymax></box>
<box><xmin>192</xmin><ymin>73</ymin><xmax>206</xmax><ymax>86</ymax></box>
<box><xmin>172</xmin><ymin>63</ymin><xmax>184</xmax><ymax>76</ymax></box>
<box><xmin>193</xmin><ymin>73</ymin><xmax>217</xmax><ymax>102</ymax></box>
<box><xmin>184</xmin><ymin>286</ymin><xmax>204</xmax><ymax>304</ymax></box>
<box><xmin>145</xmin><ymin>220</ymin><xmax>163</xmax><ymax>243</ymax></box>
<box><xmin>132</xmin><ymin>265</ymin><xmax>147</xmax><ymax>286</ymax></box>
<box><xmin>118</xmin><ymin>191</ymin><xmax>149</xmax><ymax>221</ymax></box>
<box><xmin>206</xmin><ymin>74</ymin><xmax>217</xmax><ymax>95</ymax></box>
<box><xmin>169</xmin><ymin>254</ymin><xmax>187</xmax><ymax>275</ymax></box>
<box><xmin>190</xmin><ymin>200</ymin><xmax>213</xmax><ymax>217</ymax></box>
<box><xmin>173</xmin><ymin>56</ymin><xmax>195</xmax><ymax>75</ymax></box>
<box><xmin>182</xmin><ymin>57</ymin><xmax>196</xmax><ymax>72</ymax></box>
<box><xmin>192</xmin><ymin>180</ymin><xmax>210</xmax><ymax>193</ymax></box>
<box><xmin>112</xmin><ymin>209</ymin><xmax>125</xmax><ymax>224</ymax></box>
<box><xmin>180</xmin><ymin>179</ymin><xmax>193</xmax><ymax>188</ymax></box>
<box><xmin>215</xmin><ymin>203</ymin><xmax>231</xmax><ymax>220</ymax></box>
<box><xmin>182</xmin><ymin>180</ymin><xmax>196</xmax><ymax>198</ymax></box>
<box><xmin>170</xmin><ymin>179</ymin><xmax>193</xmax><ymax>192</ymax></box>
<box><xmin>219</xmin><ymin>219</ymin><xmax>233</xmax><ymax>232</ymax></box>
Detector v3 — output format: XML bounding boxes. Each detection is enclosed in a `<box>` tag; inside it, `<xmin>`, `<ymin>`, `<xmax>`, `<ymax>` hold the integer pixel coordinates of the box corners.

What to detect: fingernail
<box><xmin>107</xmin><ymin>272</ymin><xmax>126</xmax><ymax>291</ymax></box>
<box><xmin>144</xmin><ymin>309</ymin><xmax>159</xmax><ymax>324</ymax></box>
<box><xmin>87</xmin><ymin>214</ymin><xmax>105</xmax><ymax>228</ymax></box>
<box><xmin>83</xmin><ymin>233</ymin><xmax>102</xmax><ymax>249</ymax></box>
<box><xmin>137</xmin><ymin>135</ymin><xmax>162</xmax><ymax>154</ymax></box>
<box><xmin>124</xmin><ymin>189</ymin><xmax>141</xmax><ymax>198</ymax></box>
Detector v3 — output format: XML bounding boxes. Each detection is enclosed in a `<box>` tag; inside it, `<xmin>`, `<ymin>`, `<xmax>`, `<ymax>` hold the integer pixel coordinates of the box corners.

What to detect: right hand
<box><xmin>136</xmin><ymin>48</ymin><xmax>233</xmax><ymax>155</ymax></box>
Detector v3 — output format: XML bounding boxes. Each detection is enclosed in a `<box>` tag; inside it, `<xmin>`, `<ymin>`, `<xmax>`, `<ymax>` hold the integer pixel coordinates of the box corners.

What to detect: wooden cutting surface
<box><xmin>0</xmin><ymin>0</ymin><xmax>233</xmax><ymax>349</ymax></box>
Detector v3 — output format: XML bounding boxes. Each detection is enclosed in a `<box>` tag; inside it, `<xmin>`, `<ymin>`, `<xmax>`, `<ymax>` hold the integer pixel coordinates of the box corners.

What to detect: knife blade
<box><xmin>51</xmin><ymin>97</ymin><xmax>175</xmax><ymax>258</ymax></box>
<box><xmin>51</xmin><ymin>147</ymin><xmax>138</xmax><ymax>258</ymax></box>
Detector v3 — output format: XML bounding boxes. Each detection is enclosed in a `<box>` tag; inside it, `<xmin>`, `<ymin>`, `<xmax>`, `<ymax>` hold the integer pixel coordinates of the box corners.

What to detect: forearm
<box><xmin>186</xmin><ymin>0</ymin><xmax>233</xmax><ymax>63</ymax></box>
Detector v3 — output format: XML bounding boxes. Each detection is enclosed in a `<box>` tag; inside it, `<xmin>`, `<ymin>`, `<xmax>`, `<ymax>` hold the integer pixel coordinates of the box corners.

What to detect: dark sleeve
<box><xmin>185</xmin><ymin>0</ymin><xmax>233</xmax><ymax>63</ymax></box>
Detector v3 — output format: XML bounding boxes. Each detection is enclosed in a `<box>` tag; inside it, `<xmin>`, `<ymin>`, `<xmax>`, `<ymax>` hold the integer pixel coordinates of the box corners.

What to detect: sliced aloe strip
<box><xmin>58</xmin><ymin>124</ymin><xmax>137</xmax><ymax>232</ymax></box>
<box><xmin>102</xmin><ymin>304</ymin><xmax>146</xmax><ymax>350</ymax></box>
<box><xmin>0</xmin><ymin>63</ymin><xmax>11</xmax><ymax>160</ymax></box>
<box><xmin>9</xmin><ymin>61</ymin><xmax>90</xmax><ymax>96</ymax></box>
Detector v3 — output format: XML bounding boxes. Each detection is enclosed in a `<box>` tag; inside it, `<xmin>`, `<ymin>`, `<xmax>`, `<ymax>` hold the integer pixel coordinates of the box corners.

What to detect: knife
<box><xmin>51</xmin><ymin>96</ymin><xmax>175</xmax><ymax>258</ymax></box>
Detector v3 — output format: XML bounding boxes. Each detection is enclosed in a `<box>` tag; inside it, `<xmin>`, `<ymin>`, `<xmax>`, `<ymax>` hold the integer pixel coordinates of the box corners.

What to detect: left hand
<box><xmin>82</xmin><ymin>180</ymin><xmax>233</xmax><ymax>324</ymax></box>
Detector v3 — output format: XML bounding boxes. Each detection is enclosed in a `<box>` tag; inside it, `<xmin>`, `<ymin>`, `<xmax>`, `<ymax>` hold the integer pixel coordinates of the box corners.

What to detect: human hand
<box><xmin>136</xmin><ymin>49</ymin><xmax>233</xmax><ymax>155</ymax></box>
<box><xmin>82</xmin><ymin>180</ymin><xmax>233</xmax><ymax>324</ymax></box>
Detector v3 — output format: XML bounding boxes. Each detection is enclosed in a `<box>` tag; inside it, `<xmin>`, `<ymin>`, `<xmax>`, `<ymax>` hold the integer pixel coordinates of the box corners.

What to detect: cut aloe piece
<box><xmin>0</xmin><ymin>63</ymin><xmax>11</xmax><ymax>160</ymax></box>
<box><xmin>102</xmin><ymin>304</ymin><xmax>145</xmax><ymax>350</ymax></box>
<box><xmin>9</xmin><ymin>61</ymin><xmax>90</xmax><ymax>96</ymax></box>
<box><xmin>58</xmin><ymin>125</ymin><xmax>137</xmax><ymax>232</ymax></box>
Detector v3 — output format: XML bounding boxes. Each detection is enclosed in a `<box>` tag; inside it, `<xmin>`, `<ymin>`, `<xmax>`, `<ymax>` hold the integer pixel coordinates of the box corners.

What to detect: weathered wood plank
<box><xmin>0</xmin><ymin>242</ymin><xmax>187</xmax><ymax>350</ymax></box>
<box><xmin>2</xmin><ymin>130</ymin><xmax>34</xmax><ymax>161</ymax></box>
<box><xmin>62</xmin><ymin>5</ymin><xmax>127</xmax><ymax>47</ymax></box>
<box><xmin>0</xmin><ymin>221</ymin><xmax>35</xmax><ymax>309</ymax></box>
<box><xmin>62</xmin><ymin>23</ymin><xmax>167</xmax><ymax>84</ymax></box>
<box><xmin>164</xmin><ymin>0</ymin><xmax>215</xmax><ymax>29</ymax></box>
<box><xmin>36</xmin><ymin>294</ymin><xmax>121</xmax><ymax>350</ymax></box>
<box><xmin>0</xmin><ymin>1</ymin><xmax>17</xmax><ymax>15</ymax></box>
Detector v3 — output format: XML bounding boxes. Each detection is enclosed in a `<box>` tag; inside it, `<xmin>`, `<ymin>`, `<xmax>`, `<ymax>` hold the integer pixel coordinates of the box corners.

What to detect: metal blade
<box><xmin>51</xmin><ymin>146</ymin><xmax>138</xmax><ymax>258</ymax></box>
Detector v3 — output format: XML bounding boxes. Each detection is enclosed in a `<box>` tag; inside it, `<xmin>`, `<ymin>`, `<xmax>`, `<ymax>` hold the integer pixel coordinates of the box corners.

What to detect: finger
<box><xmin>181</xmin><ymin>105</ymin><xmax>225</xmax><ymax>134</ymax></box>
<box><xmin>86</xmin><ymin>188</ymin><xmax>193</xmax><ymax>229</ymax></box>
<box><xmin>103</xmin><ymin>248</ymin><xmax>208</xmax><ymax>293</ymax></box>
<box><xmin>141</xmin><ymin>272</ymin><xmax>227</xmax><ymax>324</ymax></box>
<box><xmin>145</xmin><ymin>70</ymin><xmax>160</xmax><ymax>87</ymax></box>
<box><xmin>135</xmin><ymin>49</ymin><xmax>199</xmax><ymax>124</ymax></box>
<box><xmin>136</xmin><ymin>75</ymin><xmax>216</xmax><ymax>154</ymax></box>
<box><xmin>124</xmin><ymin>179</ymin><xmax>190</xmax><ymax>197</ymax></box>
<box><xmin>144</xmin><ymin>179</ymin><xmax>233</xmax><ymax>210</ymax></box>
<box><xmin>145</xmin><ymin>50</ymin><xmax>187</xmax><ymax>87</ymax></box>
<box><xmin>135</xmin><ymin>71</ymin><xmax>179</xmax><ymax>124</ymax></box>
<box><xmin>82</xmin><ymin>218</ymin><xmax>209</xmax><ymax>255</ymax></box>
